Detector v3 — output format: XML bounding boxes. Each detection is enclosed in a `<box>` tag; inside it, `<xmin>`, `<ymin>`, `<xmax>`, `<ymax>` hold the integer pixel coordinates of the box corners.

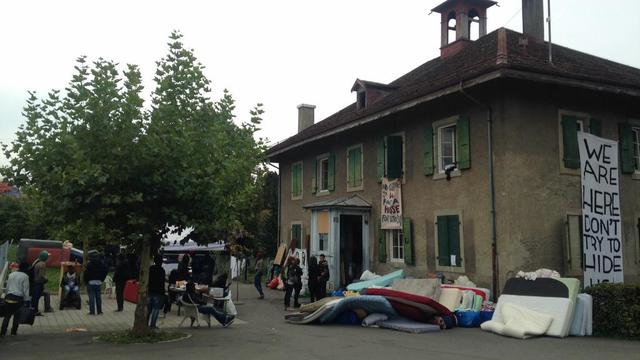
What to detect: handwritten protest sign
<box><xmin>381</xmin><ymin>178</ymin><xmax>402</xmax><ymax>229</ymax></box>
<box><xmin>578</xmin><ymin>132</ymin><xmax>624</xmax><ymax>287</ymax></box>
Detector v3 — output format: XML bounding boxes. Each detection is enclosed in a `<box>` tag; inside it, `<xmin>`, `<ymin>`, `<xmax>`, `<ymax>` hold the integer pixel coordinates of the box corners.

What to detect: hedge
<box><xmin>585</xmin><ymin>283</ymin><xmax>640</xmax><ymax>338</ymax></box>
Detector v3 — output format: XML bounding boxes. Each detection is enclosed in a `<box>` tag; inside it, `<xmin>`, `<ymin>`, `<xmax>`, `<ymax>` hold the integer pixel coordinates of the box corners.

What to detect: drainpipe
<box><xmin>458</xmin><ymin>82</ymin><xmax>499</xmax><ymax>302</ymax></box>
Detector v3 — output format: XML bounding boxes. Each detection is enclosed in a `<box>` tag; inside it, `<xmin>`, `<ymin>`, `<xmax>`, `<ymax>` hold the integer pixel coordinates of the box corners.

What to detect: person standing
<box><xmin>283</xmin><ymin>257</ymin><xmax>302</xmax><ymax>310</ymax></box>
<box><xmin>254</xmin><ymin>252</ymin><xmax>266</xmax><ymax>299</ymax></box>
<box><xmin>147</xmin><ymin>255</ymin><xmax>166</xmax><ymax>329</ymax></box>
<box><xmin>1</xmin><ymin>262</ymin><xmax>30</xmax><ymax>337</ymax></box>
<box><xmin>318</xmin><ymin>254</ymin><xmax>330</xmax><ymax>300</ymax></box>
<box><xmin>307</xmin><ymin>256</ymin><xmax>320</xmax><ymax>303</ymax></box>
<box><xmin>113</xmin><ymin>254</ymin><xmax>130</xmax><ymax>312</ymax></box>
<box><xmin>30</xmin><ymin>250</ymin><xmax>53</xmax><ymax>315</ymax></box>
<box><xmin>176</xmin><ymin>254</ymin><xmax>191</xmax><ymax>281</ymax></box>
<box><xmin>84</xmin><ymin>253</ymin><xmax>107</xmax><ymax>315</ymax></box>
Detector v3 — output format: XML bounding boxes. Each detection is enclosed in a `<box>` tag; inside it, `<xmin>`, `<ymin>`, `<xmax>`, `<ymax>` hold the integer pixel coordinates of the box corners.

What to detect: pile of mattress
<box><xmin>481</xmin><ymin>277</ymin><xmax>582</xmax><ymax>339</ymax></box>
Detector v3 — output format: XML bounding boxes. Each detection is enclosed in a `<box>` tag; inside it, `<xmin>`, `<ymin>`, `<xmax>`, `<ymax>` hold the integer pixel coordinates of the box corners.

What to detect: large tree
<box><xmin>2</xmin><ymin>32</ymin><xmax>266</xmax><ymax>334</ymax></box>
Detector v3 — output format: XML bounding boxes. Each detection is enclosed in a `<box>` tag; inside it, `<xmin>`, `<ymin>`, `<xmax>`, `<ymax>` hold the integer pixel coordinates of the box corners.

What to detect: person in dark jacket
<box><xmin>318</xmin><ymin>254</ymin><xmax>330</xmax><ymax>299</ymax></box>
<box><xmin>176</xmin><ymin>254</ymin><xmax>190</xmax><ymax>281</ymax></box>
<box><xmin>283</xmin><ymin>257</ymin><xmax>303</xmax><ymax>310</ymax></box>
<box><xmin>147</xmin><ymin>255</ymin><xmax>166</xmax><ymax>329</ymax></box>
<box><xmin>113</xmin><ymin>254</ymin><xmax>130</xmax><ymax>312</ymax></box>
<box><xmin>181</xmin><ymin>281</ymin><xmax>234</xmax><ymax>327</ymax></box>
<box><xmin>84</xmin><ymin>253</ymin><xmax>108</xmax><ymax>315</ymax></box>
<box><xmin>307</xmin><ymin>256</ymin><xmax>320</xmax><ymax>303</ymax></box>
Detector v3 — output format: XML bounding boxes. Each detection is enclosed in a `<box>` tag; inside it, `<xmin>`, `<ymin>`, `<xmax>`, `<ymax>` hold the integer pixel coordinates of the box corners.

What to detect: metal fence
<box><xmin>0</xmin><ymin>240</ymin><xmax>9</xmax><ymax>291</ymax></box>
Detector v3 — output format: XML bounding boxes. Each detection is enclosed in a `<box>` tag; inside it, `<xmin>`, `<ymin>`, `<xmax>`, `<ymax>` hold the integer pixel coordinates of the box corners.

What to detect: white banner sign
<box><xmin>578</xmin><ymin>132</ymin><xmax>624</xmax><ymax>287</ymax></box>
<box><xmin>381</xmin><ymin>178</ymin><xmax>402</xmax><ymax>229</ymax></box>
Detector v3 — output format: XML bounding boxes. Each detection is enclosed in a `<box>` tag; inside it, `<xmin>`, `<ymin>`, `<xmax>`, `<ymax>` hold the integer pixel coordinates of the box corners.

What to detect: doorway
<box><xmin>339</xmin><ymin>214</ymin><xmax>363</xmax><ymax>286</ymax></box>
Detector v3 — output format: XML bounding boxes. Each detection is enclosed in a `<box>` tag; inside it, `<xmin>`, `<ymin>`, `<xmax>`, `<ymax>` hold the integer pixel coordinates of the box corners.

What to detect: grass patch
<box><xmin>95</xmin><ymin>330</ymin><xmax>190</xmax><ymax>344</ymax></box>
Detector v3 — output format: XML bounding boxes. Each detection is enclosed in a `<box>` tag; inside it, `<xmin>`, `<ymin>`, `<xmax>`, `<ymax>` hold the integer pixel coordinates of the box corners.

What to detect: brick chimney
<box><xmin>297</xmin><ymin>104</ymin><xmax>315</xmax><ymax>133</ymax></box>
<box><xmin>522</xmin><ymin>0</ymin><xmax>544</xmax><ymax>40</ymax></box>
<box><xmin>432</xmin><ymin>0</ymin><xmax>497</xmax><ymax>58</ymax></box>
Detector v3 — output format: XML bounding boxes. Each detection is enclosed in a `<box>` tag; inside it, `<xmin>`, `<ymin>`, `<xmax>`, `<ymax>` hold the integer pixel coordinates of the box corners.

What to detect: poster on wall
<box><xmin>578</xmin><ymin>132</ymin><xmax>624</xmax><ymax>287</ymax></box>
<box><xmin>381</xmin><ymin>178</ymin><xmax>402</xmax><ymax>229</ymax></box>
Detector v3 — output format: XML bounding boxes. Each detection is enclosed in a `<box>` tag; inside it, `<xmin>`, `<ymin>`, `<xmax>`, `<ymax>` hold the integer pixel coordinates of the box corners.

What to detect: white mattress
<box><xmin>491</xmin><ymin>294</ymin><xmax>573</xmax><ymax>337</ymax></box>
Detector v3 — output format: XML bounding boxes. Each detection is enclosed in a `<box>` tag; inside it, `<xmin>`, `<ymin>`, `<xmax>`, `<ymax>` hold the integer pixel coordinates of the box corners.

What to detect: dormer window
<box><xmin>351</xmin><ymin>79</ymin><xmax>397</xmax><ymax>111</ymax></box>
<box><xmin>357</xmin><ymin>91</ymin><xmax>366</xmax><ymax>110</ymax></box>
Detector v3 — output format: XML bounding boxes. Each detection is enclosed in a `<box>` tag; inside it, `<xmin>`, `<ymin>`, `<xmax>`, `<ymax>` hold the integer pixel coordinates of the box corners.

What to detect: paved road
<box><xmin>2</xmin><ymin>283</ymin><xmax>639</xmax><ymax>360</ymax></box>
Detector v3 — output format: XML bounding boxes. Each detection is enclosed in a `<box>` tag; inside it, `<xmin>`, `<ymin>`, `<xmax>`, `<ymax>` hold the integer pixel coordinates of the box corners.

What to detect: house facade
<box><xmin>266</xmin><ymin>0</ymin><xmax>640</xmax><ymax>296</ymax></box>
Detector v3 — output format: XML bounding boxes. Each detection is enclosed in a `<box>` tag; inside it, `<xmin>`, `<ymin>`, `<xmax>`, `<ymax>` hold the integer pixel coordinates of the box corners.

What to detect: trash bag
<box><xmin>18</xmin><ymin>306</ymin><xmax>36</xmax><ymax>325</ymax></box>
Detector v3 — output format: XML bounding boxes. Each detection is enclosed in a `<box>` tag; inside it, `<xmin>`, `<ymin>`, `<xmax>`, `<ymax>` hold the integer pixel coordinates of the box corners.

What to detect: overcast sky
<box><xmin>1</xmin><ymin>0</ymin><xmax>639</xmax><ymax>166</ymax></box>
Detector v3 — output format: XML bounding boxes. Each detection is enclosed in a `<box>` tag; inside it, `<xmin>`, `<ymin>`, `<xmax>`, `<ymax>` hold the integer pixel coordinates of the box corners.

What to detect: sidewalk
<box><xmin>19</xmin><ymin>290</ymin><xmax>246</xmax><ymax>334</ymax></box>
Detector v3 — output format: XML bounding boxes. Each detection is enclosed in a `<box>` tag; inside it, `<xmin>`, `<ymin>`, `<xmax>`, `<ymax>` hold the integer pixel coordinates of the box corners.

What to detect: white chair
<box><xmin>103</xmin><ymin>275</ymin><xmax>115</xmax><ymax>298</ymax></box>
<box><xmin>178</xmin><ymin>297</ymin><xmax>211</xmax><ymax>328</ymax></box>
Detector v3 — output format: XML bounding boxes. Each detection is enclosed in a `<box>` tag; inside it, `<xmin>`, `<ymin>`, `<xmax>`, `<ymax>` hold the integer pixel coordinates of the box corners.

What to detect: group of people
<box><xmin>253</xmin><ymin>250</ymin><xmax>330</xmax><ymax>311</ymax></box>
<box><xmin>1</xmin><ymin>250</ymin><xmax>110</xmax><ymax>336</ymax></box>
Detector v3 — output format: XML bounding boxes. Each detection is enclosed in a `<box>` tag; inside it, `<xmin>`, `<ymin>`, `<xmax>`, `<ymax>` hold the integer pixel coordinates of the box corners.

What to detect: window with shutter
<box><xmin>387</xmin><ymin>229</ymin><xmax>404</xmax><ymax>262</ymax></box>
<box><xmin>563</xmin><ymin>213</ymin><xmax>583</xmax><ymax>276</ymax></box>
<box><xmin>316</xmin><ymin>155</ymin><xmax>330</xmax><ymax>193</ymax></box>
<box><xmin>435</xmin><ymin>213</ymin><xmax>464</xmax><ymax>272</ymax></box>
<box><xmin>291</xmin><ymin>223</ymin><xmax>302</xmax><ymax>249</ymax></box>
<box><xmin>328</xmin><ymin>152</ymin><xmax>335</xmax><ymax>191</ymax></box>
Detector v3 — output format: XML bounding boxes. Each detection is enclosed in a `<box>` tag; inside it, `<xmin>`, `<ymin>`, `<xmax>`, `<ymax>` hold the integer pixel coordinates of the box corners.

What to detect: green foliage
<box><xmin>0</xmin><ymin>196</ymin><xmax>49</xmax><ymax>242</ymax></box>
<box><xmin>585</xmin><ymin>283</ymin><xmax>640</xmax><ymax>339</ymax></box>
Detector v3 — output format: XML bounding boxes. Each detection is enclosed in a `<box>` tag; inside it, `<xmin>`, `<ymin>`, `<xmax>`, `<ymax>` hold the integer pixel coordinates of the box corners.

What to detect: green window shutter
<box><xmin>561</xmin><ymin>115</ymin><xmax>580</xmax><ymax>169</ymax></box>
<box><xmin>295</xmin><ymin>163</ymin><xmax>301</xmax><ymax>196</ymax></box>
<box><xmin>436</xmin><ymin>216</ymin><xmax>450</xmax><ymax>266</ymax></box>
<box><xmin>619</xmin><ymin>123</ymin><xmax>635</xmax><ymax>174</ymax></box>
<box><xmin>457</xmin><ymin>116</ymin><xmax>471</xmax><ymax>169</ymax></box>
<box><xmin>347</xmin><ymin>149</ymin><xmax>355</xmax><ymax>188</ymax></box>
<box><xmin>448</xmin><ymin>215</ymin><xmax>461</xmax><ymax>267</ymax></box>
<box><xmin>355</xmin><ymin>147</ymin><xmax>362</xmax><ymax>186</ymax></box>
<box><xmin>328</xmin><ymin>152</ymin><xmax>335</xmax><ymax>191</ymax></box>
<box><xmin>423</xmin><ymin>126</ymin><xmax>434</xmax><ymax>175</ymax></box>
<box><xmin>377</xmin><ymin>140</ymin><xmax>385</xmax><ymax>182</ymax></box>
<box><xmin>377</xmin><ymin>220</ymin><xmax>386</xmax><ymax>263</ymax></box>
<box><xmin>291</xmin><ymin>163</ymin><xmax>298</xmax><ymax>197</ymax></box>
<box><xmin>403</xmin><ymin>218</ymin><xmax>414</xmax><ymax>266</ymax></box>
<box><xmin>311</xmin><ymin>159</ymin><xmax>317</xmax><ymax>194</ymax></box>
<box><xmin>590</xmin><ymin>118</ymin><xmax>602</xmax><ymax>137</ymax></box>
<box><xmin>387</xmin><ymin>135</ymin><xmax>403</xmax><ymax>179</ymax></box>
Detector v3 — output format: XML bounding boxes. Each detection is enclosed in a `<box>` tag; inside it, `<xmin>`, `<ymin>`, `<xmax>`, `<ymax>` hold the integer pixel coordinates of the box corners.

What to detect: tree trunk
<box><xmin>131</xmin><ymin>240</ymin><xmax>151</xmax><ymax>335</ymax></box>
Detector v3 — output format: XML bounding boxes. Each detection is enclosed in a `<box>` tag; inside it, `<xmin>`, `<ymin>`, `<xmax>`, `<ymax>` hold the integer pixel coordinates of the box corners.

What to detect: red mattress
<box><xmin>364</xmin><ymin>288</ymin><xmax>452</xmax><ymax>322</ymax></box>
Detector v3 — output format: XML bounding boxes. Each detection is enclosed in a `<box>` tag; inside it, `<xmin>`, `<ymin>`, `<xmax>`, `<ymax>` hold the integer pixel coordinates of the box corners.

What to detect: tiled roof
<box><xmin>303</xmin><ymin>194</ymin><xmax>372</xmax><ymax>210</ymax></box>
<box><xmin>267</xmin><ymin>28</ymin><xmax>640</xmax><ymax>158</ymax></box>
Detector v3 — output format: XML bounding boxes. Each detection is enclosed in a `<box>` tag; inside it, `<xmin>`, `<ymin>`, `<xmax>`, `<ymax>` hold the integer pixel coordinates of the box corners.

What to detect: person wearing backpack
<box><xmin>283</xmin><ymin>257</ymin><xmax>302</xmax><ymax>310</ymax></box>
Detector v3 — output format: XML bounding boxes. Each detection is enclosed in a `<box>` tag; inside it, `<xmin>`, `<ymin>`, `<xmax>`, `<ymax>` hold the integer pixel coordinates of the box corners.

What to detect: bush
<box><xmin>585</xmin><ymin>283</ymin><xmax>640</xmax><ymax>338</ymax></box>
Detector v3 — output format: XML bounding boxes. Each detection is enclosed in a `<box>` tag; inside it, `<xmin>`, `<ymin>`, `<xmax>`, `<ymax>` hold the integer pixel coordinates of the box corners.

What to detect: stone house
<box><xmin>265</xmin><ymin>0</ymin><xmax>640</xmax><ymax>296</ymax></box>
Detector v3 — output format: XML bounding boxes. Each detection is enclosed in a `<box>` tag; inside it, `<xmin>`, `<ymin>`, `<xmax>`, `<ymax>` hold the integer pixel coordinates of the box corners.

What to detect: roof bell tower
<box><xmin>432</xmin><ymin>0</ymin><xmax>497</xmax><ymax>58</ymax></box>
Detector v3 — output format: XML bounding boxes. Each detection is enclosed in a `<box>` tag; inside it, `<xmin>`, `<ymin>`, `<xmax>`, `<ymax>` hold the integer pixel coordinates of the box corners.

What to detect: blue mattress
<box><xmin>319</xmin><ymin>295</ymin><xmax>397</xmax><ymax>324</ymax></box>
<box><xmin>346</xmin><ymin>270</ymin><xmax>405</xmax><ymax>292</ymax></box>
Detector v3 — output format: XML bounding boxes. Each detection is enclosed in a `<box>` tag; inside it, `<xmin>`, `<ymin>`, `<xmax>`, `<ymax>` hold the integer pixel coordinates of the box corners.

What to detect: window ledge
<box><xmin>559</xmin><ymin>167</ymin><xmax>580</xmax><ymax>176</ymax></box>
<box><xmin>632</xmin><ymin>172</ymin><xmax>640</xmax><ymax>180</ymax></box>
<box><xmin>435</xmin><ymin>265</ymin><xmax>465</xmax><ymax>273</ymax></box>
<box><xmin>432</xmin><ymin>170</ymin><xmax>461</xmax><ymax>181</ymax></box>
<box><xmin>315</xmin><ymin>190</ymin><xmax>331</xmax><ymax>197</ymax></box>
<box><xmin>291</xmin><ymin>195</ymin><xmax>303</xmax><ymax>201</ymax></box>
<box><xmin>347</xmin><ymin>185</ymin><xmax>364</xmax><ymax>193</ymax></box>
<box><xmin>390</xmin><ymin>259</ymin><xmax>405</xmax><ymax>264</ymax></box>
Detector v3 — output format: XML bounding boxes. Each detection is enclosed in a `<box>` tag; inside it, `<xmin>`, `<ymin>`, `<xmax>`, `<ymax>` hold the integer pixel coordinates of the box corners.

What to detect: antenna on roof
<box><xmin>547</xmin><ymin>0</ymin><xmax>553</xmax><ymax>64</ymax></box>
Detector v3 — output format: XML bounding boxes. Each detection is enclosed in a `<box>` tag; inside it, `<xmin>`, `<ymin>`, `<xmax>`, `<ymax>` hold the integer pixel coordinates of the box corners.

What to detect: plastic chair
<box><xmin>103</xmin><ymin>275</ymin><xmax>115</xmax><ymax>298</ymax></box>
<box><xmin>178</xmin><ymin>296</ymin><xmax>211</xmax><ymax>328</ymax></box>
